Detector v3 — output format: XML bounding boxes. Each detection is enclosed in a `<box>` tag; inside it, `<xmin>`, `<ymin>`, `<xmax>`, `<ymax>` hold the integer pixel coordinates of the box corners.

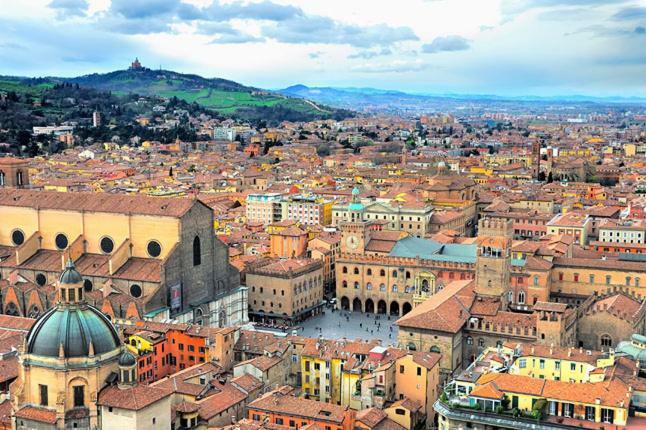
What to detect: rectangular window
<box><xmin>549</xmin><ymin>401</ymin><xmax>557</xmax><ymax>415</ymax></box>
<box><xmin>399</xmin><ymin>365</ymin><xmax>405</xmax><ymax>374</ymax></box>
<box><xmin>39</xmin><ymin>385</ymin><xmax>48</xmax><ymax>406</ymax></box>
<box><xmin>417</xmin><ymin>367</ymin><xmax>422</xmax><ymax>376</ymax></box>
<box><xmin>73</xmin><ymin>385</ymin><xmax>84</xmax><ymax>408</ymax></box>
<box><xmin>562</xmin><ymin>403</ymin><xmax>573</xmax><ymax>417</ymax></box>
<box><xmin>519</xmin><ymin>359</ymin><xmax>526</xmax><ymax>369</ymax></box>
<box><xmin>570</xmin><ymin>363</ymin><xmax>576</xmax><ymax>371</ymax></box>
<box><xmin>601</xmin><ymin>408</ymin><xmax>614</xmax><ymax>423</ymax></box>
<box><xmin>555</xmin><ymin>361</ymin><xmax>560</xmax><ymax>370</ymax></box>
<box><xmin>585</xmin><ymin>406</ymin><xmax>595</xmax><ymax>421</ymax></box>
<box><xmin>539</xmin><ymin>359</ymin><xmax>545</xmax><ymax>369</ymax></box>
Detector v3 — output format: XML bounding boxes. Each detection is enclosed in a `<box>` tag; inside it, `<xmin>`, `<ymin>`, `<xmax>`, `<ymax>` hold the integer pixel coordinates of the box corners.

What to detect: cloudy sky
<box><xmin>1</xmin><ymin>0</ymin><xmax>645</xmax><ymax>96</ymax></box>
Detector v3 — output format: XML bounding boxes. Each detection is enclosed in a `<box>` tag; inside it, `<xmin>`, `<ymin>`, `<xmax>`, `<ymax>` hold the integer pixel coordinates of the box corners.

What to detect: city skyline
<box><xmin>1</xmin><ymin>0</ymin><xmax>645</xmax><ymax>97</ymax></box>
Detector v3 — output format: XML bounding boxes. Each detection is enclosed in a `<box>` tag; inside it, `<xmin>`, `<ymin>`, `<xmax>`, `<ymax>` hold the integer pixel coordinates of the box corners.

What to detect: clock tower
<box><xmin>340</xmin><ymin>187</ymin><xmax>370</xmax><ymax>253</ymax></box>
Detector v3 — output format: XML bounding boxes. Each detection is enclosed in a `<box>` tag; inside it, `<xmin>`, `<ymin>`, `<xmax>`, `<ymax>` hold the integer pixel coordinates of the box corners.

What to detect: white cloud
<box><xmin>0</xmin><ymin>0</ymin><xmax>642</xmax><ymax>96</ymax></box>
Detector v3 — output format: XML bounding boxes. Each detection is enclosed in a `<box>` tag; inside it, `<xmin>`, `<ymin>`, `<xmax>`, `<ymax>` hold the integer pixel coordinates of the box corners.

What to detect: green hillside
<box><xmin>60</xmin><ymin>68</ymin><xmax>348</xmax><ymax>122</ymax></box>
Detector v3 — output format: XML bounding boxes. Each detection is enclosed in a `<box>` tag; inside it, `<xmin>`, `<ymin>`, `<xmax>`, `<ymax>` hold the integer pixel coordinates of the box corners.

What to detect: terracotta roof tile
<box><xmin>98</xmin><ymin>384</ymin><xmax>170</xmax><ymax>410</ymax></box>
<box><xmin>0</xmin><ymin>189</ymin><xmax>197</xmax><ymax>217</ymax></box>
<box><xmin>14</xmin><ymin>406</ymin><xmax>57</xmax><ymax>424</ymax></box>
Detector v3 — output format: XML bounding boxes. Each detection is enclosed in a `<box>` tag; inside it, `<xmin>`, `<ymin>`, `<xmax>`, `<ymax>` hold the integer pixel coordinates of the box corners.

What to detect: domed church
<box><xmin>12</xmin><ymin>259</ymin><xmax>124</xmax><ymax>429</ymax></box>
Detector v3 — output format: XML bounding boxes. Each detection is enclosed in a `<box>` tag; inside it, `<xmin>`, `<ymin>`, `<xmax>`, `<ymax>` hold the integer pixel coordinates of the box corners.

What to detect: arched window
<box><xmin>405</xmin><ymin>271</ymin><xmax>411</xmax><ymax>279</ymax></box>
<box><xmin>0</xmin><ymin>170</ymin><xmax>4</xmax><ymax>186</ymax></box>
<box><xmin>5</xmin><ymin>302</ymin><xmax>19</xmax><ymax>316</ymax></box>
<box><xmin>380</xmin><ymin>269</ymin><xmax>385</xmax><ymax>277</ymax></box>
<box><xmin>380</xmin><ymin>283</ymin><xmax>386</xmax><ymax>291</ymax></box>
<box><xmin>518</xmin><ymin>291</ymin><xmax>525</xmax><ymax>304</ymax></box>
<box><xmin>466</xmin><ymin>336</ymin><xmax>473</xmax><ymax>345</ymax></box>
<box><xmin>353</xmin><ymin>267</ymin><xmax>359</xmax><ymax>275</ymax></box>
<box><xmin>16</xmin><ymin>170</ymin><xmax>23</xmax><ymax>186</ymax></box>
<box><xmin>430</xmin><ymin>345</ymin><xmax>441</xmax><ymax>353</ymax></box>
<box><xmin>600</xmin><ymin>334</ymin><xmax>612</xmax><ymax>348</ymax></box>
<box><xmin>392</xmin><ymin>270</ymin><xmax>397</xmax><ymax>278</ymax></box>
<box><xmin>507</xmin><ymin>291</ymin><xmax>513</xmax><ymax>304</ymax></box>
<box><xmin>193</xmin><ymin>236</ymin><xmax>201</xmax><ymax>266</ymax></box>
<box><xmin>342</xmin><ymin>266</ymin><xmax>348</xmax><ymax>274</ymax></box>
<box><xmin>366</xmin><ymin>282</ymin><xmax>372</xmax><ymax>290</ymax></box>
<box><xmin>478</xmin><ymin>338</ymin><xmax>485</xmax><ymax>347</ymax></box>
<box><xmin>392</xmin><ymin>284</ymin><xmax>398</xmax><ymax>293</ymax></box>
<box><xmin>342</xmin><ymin>281</ymin><xmax>348</xmax><ymax>288</ymax></box>
<box><xmin>367</xmin><ymin>268</ymin><xmax>372</xmax><ymax>276</ymax></box>
<box><xmin>354</xmin><ymin>282</ymin><xmax>359</xmax><ymax>289</ymax></box>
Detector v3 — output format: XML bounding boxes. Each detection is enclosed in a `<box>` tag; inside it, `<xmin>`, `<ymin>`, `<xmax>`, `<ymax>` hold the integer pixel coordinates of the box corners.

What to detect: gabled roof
<box><xmin>0</xmin><ymin>189</ymin><xmax>199</xmax><ymax>217</ymax></box>
<box><xmin>396</xmin><ymin>280</ymin><xmax>474</xmax><ymax>333</ymax></box>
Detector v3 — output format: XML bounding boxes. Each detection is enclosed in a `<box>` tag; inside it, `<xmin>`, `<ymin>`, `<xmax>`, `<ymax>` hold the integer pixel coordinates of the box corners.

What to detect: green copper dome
<box><xmin>59</xmin><ymin>259</ymin><xmax>83</xmax><ymax>284</ymax></box>
<box><xmin>26</xmin><ymin>305</ymin><xmax>121</xmax><ymax>359</ymax></box>
<box><xmin>118</xmin><ymin>350</ymin><xmax>137</xmax><ymax>367</ymax></box>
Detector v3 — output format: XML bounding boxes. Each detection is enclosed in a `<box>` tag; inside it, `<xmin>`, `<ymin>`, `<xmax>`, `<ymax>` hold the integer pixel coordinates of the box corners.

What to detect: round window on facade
<box><xmin>84</xmin><ymin>279</ymin><xmax>93</xmax><ymax>292</ymax></box>
<box><xmin>35</xmin><ymin>273</ymin><xmax>47</xmax><ymax>286</ymax></box>
<box><xmin>147</xmin><ymin>240</ymin><xmax>162</xmax><ymax>258</ymax></box>
<box><xmin>11</xmin><ymin>229</ymin><xmax>25</xmax><ymax>246</ymax></box>
<box><xmin>55</xmin><ymin>233</ymin><xmax>69</xmax><ymax>250</ymax></box>
<box><xmin>100</xmin><ymin>237</ymin><xmax>114</xmax><ymax>254</ymax></box>
<box><xmin>130</xmin><ymin>284</ymin><xmax>142</xmax><ymax>298</ymax></box>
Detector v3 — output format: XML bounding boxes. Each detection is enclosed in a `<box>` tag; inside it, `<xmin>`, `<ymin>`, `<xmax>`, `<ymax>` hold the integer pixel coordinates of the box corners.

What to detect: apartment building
<box><xmin>246</xmin><ymin>193</ymin><xmax>284</xmax><ymax>224</ymax></box>
<box><xmin>598</xmin><ymin>220</ymin><xmax>646</xmax><ymax>244</ymax></box>
<box><xmin>436</xmin><ymin>344</ymin><xmax>641</xmax><ymax>429</ymax></box>
<box><xmin>282</xmin><ymin>194</ymin><xmax>334</xmax><ymax>226</ymax></box>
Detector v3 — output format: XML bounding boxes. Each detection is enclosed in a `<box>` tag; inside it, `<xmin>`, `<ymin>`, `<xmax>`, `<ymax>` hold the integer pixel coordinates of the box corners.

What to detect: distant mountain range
<box><xmin>279</xmin><ymin>84</ymin><xmax>646</xmax><ymax>113</ymax></box>
<box><xmin>0</xmin><ymin>69</ymin><xmax>351</xmax><ymax>123</ymax></box>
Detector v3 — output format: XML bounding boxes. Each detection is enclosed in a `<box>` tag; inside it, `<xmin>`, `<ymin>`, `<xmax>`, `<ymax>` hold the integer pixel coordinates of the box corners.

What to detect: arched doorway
<box><xmin>377</xmin><ymin>300</ymin><xmax>387</xmax><ymax>314</ymax></box>
<box><xmin>341</xmin><ymin>296</ymin><xmax>350</xmax><ymax>310</ymax></box>
<box><xmin>365</xmin><ymin>299</ymin><xmax>374</xmax><ymax>313</ymax></box>
<box><xmin>352</xmin><ymin>297</ymin><xmax>362</xmax><ymax>312</ymax></box>
<box><xmin>390</xmin><ymin>301</ymin><xmax>400</xmax><ymax>316</ymax></box>
<box><xmin>402</xmin><ymin>302</ymin><xmax>412</xmax><ymax>315</ymax></box>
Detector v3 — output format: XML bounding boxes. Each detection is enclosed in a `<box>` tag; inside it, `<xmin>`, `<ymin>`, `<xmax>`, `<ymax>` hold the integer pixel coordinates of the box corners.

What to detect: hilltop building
<box><xmin>129</xmin><ymin>58</ymin><xmax>142</xmax><ymax>70</ymax></box>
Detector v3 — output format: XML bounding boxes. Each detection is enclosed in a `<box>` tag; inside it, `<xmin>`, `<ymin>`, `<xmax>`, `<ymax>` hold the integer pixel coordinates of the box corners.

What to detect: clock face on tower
<box><xmin>346</xmin><ymin>235</ymin><xmax>359</xmax><ymax>250</ymax></box>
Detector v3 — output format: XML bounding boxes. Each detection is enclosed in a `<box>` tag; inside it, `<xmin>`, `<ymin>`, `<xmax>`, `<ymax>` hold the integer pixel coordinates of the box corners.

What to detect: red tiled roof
<box><xmin>98</xmin><ymin>384</ymin><xmax>170</xmax><ymax>410</ymax></box>
<box><xmin>0</xmin><ymin>189</ymin><xmax>198</xmax><ymax>217</ymax></box>
<box><xmin>14</xmin><ymin>406</ymin><xmax>57</xmax><ymax>424</ymax></box>
<box><xmin>396</xmin><ymin>280</ymin><xmax>473</xmax><ymax>333</ymax></box>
